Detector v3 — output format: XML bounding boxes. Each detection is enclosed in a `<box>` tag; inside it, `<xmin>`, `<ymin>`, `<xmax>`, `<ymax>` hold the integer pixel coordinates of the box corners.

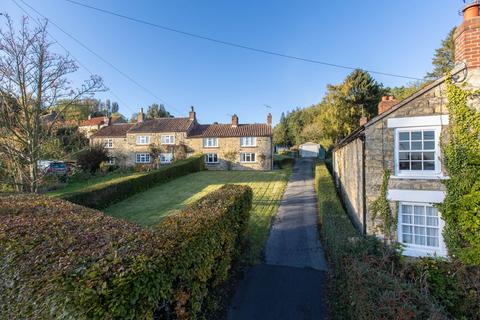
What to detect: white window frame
<box><xmin>160</xmin><ymin>153</ymin><xmax>173</xmax><ymax>164</ymax></box>
<box><xmin>240</xmin><ymin>153</ymin><xmax>256</xmax><ymax>163</ymax></box>
<box><xmin>161</xmin><ymin>135</ymin><xmax>175</xmax><ymax>145</ymax></box>
<box><xmin>135</xmin><ymin>153</ymin><xmax>151</xmax><ymax>163</ymax></box>
<box><xmin>104</xmin><ymin>138</ymin><xmax>113</xmax><ymax>149</ymax></box>
<box><xmin>203</xmin><ymin>137</ymin><xmax>219</xmax><ymax>148</ymax></box>
<box><xmin>394</xmin><ymin>126</ymin><xmax>442</xmax><ymax>178</ymax></box>
<box><xmin>240</xmin><ymin>137</ymin><xmax>257</xmax><ymax>147</ymax></box>
<box><xmin>136</xmin><ymin>135</ymin><xmax>151</xmax><ymax>145</ymax></box>
<box><xmin>204</xmin><ymin>153</ymin><xmax>218</xmax><ymax>164</ymax></box>
<box><xmin>397</xmin><ymin>201</ymin><xmax>447</xmax><ymax>257</ymax></box>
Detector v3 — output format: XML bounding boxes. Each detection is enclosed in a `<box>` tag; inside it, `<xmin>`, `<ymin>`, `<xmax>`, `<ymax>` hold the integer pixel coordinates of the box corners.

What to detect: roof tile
<box><xmin>188</xmin><ymin>123</ymin><xmax>272</xmax><ymax>138</ymax></box>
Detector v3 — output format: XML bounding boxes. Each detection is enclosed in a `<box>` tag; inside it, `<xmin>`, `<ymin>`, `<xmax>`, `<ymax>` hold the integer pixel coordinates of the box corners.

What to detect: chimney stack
<box><xmin>454</xmin><ymin>1</ymin><xmax>480</xmax><ymax>68</ymax></box>
<box><xmin>231</xmin><ymin>114</ymin><xmax>238</xmax><ymax>127</ymax></box>
<box><xmin>267</xmin><ymin>113</ymin><xmax>272</xmax><ymax>126</ymax></box>
<box><xmin>137</xmin><ymin>108</ymin><xmax>144</xmax><ymax>123</ymax></box>
<box><xmin>378</xmin><ymin>96</ymin><xmax>398</xmax><ymax>115</ymax></box>
<box><xmin>189</xmin><ymin>106</ymin><xmax>196</xmax><ymax>121</ymax></box>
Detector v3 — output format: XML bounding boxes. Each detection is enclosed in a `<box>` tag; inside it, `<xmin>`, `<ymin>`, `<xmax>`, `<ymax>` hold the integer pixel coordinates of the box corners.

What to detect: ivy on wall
<box><xmin>370</xmin><ymin>169</ymin><xmax>397</xmax><ymax>241</ymax></box>
<box><xmin>439</xmin><ymin>78</ymin><xmax>480</xmax><ymax>265</ymax></box>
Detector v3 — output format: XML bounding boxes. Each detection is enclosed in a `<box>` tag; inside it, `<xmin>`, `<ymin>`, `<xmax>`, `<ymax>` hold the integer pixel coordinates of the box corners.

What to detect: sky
<box><xmin>3</xmin><ymin>0</ymin><xmax>461</xmax><ymax>125</ymax></box>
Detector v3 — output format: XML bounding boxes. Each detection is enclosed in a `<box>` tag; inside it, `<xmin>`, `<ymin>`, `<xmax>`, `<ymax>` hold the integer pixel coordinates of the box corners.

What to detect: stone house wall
<box><xmin>333</xmin><ymin>137</ymin><xmax>364</xmax><ymax>231</ymax></box>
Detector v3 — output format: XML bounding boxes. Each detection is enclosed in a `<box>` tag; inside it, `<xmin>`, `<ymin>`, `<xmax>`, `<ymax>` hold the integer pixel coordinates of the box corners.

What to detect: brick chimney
<box><xmin>137</xmin><ymin>108</ymin><xmax>144</xmax><ymax>123</ymax></box>
<box><xmin>378</xmin><ymin>96</ymin><xmax>398</xmax><ymax>114</ymax></box>
<box><xmin>454</xmin><ymin>1</ymin><xmax>480</xmax><ymax>68</ymax></box>
<box><xmin>231</xmin><ymin>114</ymin><xmax>238</xmax><ymax>127</ymax></box>
<box><xmin>189</xmin><ymin>106</ymin><xmax>196</xmax><ymax>121</ymax></box>
<box><xmin>267</xmin><ymin>113</ymin><xmax>272</xmax><ymax>126</ymax></box>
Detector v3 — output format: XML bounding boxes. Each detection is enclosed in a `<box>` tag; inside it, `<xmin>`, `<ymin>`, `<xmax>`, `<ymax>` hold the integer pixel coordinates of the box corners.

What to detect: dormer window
<box><xmin>203</xmin><ymin>138</ymin><xmax>218</xmax><ymax>148</ymax></box>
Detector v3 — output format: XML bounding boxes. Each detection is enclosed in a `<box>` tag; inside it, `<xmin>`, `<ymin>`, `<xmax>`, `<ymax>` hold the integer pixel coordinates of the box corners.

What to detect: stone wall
<box><xmin>333</xmin><ymin>137</ymin><xmax>364</xmax><ymax>232</ymax></box>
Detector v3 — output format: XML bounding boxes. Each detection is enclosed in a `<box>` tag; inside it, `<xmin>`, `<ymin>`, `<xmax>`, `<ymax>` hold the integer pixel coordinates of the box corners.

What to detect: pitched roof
<box><xmin>129</xmin><ymin>118</ymin><xmax>194</xmax><ymax>133</ymax></box>
<box><xmin>188</xmin><ymin>123</ymin><xmax>272</xmax><ymax>138</ymax></box>
<box><xmin>79</xmin><ymin>116</ymin><xmax>106</xmax><ymax>126</ymax></box>
<box><xmin>92</xmin><ymin>123</ymin><xmax>134</xmax><ymax>137</ymax></box>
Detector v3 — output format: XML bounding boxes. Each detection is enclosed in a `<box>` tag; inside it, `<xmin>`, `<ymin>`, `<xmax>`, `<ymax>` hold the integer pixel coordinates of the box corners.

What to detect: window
<box><xmin>240</xmin><ymin>137</ymin><xmax>257</xmax><ymax>147</ymax></box>
<box><xmin>203</xmin><ymin>138</ymin><xmax>218</xmax><ymax>148</ymax></box>
<box><xmin>107</xmin><ymin>157</ymin><xmax>115</xmax><ymax>165</ymax></box>
<box><xmin>136</xmin><ymin>135</ymin><xmax>150</xmax><ymax>145</ymax></box>
<box><xmin>205</xmin><ymin>153</ymin><xmax>218</xmax><ymax>163</ymax></box>
<box><xmin>161</xmin><ymin>135</ymin><xmax>175</xmax><ymax>145</ymax></box>
<box><xmin>160</xmin><ymin>153</ymin><xmax>173</xmax><ymax>164</ymax></box>
<box><xmin>104</xmin><ymin>138</ymin><xmax>113</xmax><ymax>148</ymax></box>
<box><xmin>396</xmin><ymin>128</ymin><xmax>440</xmax><ymax>176</ymax></box>
<box><xmin>135</xmin><ymin>153</ymin><xmax>150</xmax><ymax>163</ymax></box>
<box><xmin>398</xmin><ymin>202</ymin><xmax>446</xmax><ymax>256</ymax></box>
<box><xmin>240</xmin><ymin>153</ymin><xmax>256</xmax><ymax>163</ymax></box>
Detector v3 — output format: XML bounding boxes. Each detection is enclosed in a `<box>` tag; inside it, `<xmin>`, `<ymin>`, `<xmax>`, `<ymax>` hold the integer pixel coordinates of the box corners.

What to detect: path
<box><xmin>228</xmin><ymin>158</ymin><xmax>328</xmax><ymax>320</ymax></box>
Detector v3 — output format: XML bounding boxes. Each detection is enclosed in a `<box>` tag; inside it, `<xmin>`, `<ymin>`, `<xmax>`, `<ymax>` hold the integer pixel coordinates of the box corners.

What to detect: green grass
<box><xmin>48</xmin><ymin>171</ymin><xmax>146</xmax><ymax>197</ymax></box>
<box><xmin>104</xmin><ymin>168</ymin><xmax>292</xmax><ymax>262</ymax></box>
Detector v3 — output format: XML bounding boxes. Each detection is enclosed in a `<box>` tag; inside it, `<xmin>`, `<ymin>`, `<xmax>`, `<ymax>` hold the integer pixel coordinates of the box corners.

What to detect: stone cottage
<box><xmin>91</xmin><ymin>107</ymin><xmax>273</xmax><ymax>170</ymax></box>
<box><xmin>78</xmin><ymin>115</ymin><xmax>124</xmax><ymax>138</ymax></box>
<box><xmin>332</xmin><ymin>3</ymin><xmax>480</xmax><ymax>257</ymax></box>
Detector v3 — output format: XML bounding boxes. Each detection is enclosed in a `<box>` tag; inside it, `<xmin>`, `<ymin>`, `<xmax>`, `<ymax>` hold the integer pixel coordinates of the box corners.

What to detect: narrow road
<box><xmin>228</xmin><ymin>158</ymin><xmax>328</xmax><ymax>320</ymax></box>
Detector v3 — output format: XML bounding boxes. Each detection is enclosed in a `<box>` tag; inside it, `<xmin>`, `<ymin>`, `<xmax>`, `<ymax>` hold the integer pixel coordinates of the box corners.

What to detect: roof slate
<box><xmin>129</xmin><ymin>118</ymin><xmax>193</xmax><ymax>133</ymax></box>
<box><xmin>188</xmin><ymin>123</ymin><xmax>272</xmax><ymax>138</ymax></box>
<box><xmin>92</xmin><ymin>123</ymin><xmax>134</xmax><ymax>137</ymax></box>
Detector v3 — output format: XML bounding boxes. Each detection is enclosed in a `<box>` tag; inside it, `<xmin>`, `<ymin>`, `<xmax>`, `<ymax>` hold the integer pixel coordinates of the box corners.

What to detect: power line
<box><xmin>63</xmin><ymin>0</ymin><xmax>423</xmax><ymax>81</ymax></box>
<box><xmin>18</xmin><ymin>0</ymin><xmax>185</xmax><ymax>117</ymax></box>
<box><xmin>10</xmin><ymin>0</ymin><xmax>138</xmax><ymax>118</ymax></box>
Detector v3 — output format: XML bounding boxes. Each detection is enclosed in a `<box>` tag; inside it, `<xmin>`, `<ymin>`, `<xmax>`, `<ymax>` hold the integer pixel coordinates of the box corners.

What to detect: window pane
<box><xmin>411</xmin><ymin>131</ymin><xmax>422</xmax><ymax>140</ymax></box>
<box><xmin>423</xmin><ymin>152</ymin><xmax>435</xmax><ymax>160</ymax></box>
<box><xmin>399</xmin><ymin>142</ymin><xmax>410</xmax><ymax>150</ymax></box>
<box><xmin>399</xmin><ymin>161</ymin><xmax>410</xmax><ymax>170</ymax></box>
<box><xmin>426</xmin><ymin>217</ymin><xmax>438</xmax><ymax>226</ymax></box>
<box><xmin>423</xmin><ymin>141</ymin><xmax>435</xmax><ymax>150</ymax></box>
<box><xmin>411</xmin><ymin>142</ymin><xmax>422</xmax><ymax>150</ymax></box>
<box><xmin>427</xmin><ymin>237</ymin><xmax>439</xmax><ymax>247</ymax></box>
<box><xmin>414</xmin><ymin>206</ymin><xmax>425</xmax><ymax>215</ymax></box>
<box><xmin>401</xmin><ymin>205</ymin><xmax>412</xmax><ymax>214</ymax></box>
<box><xmin>415</xmin><ymin>235</ymin><xmax>426</xmax><ymax>245</ymax></box>
<box><xmin>423</xmin><ymin>131</ymin><xmax>435</xmax><ymax>140</ymax></box>
<box><xmin>426</xmin><ymin>228</ymin><xmax>438</xmax><ymax>236</ymax></box>
<box><xmin>402</xmin><ymin>225</ymin><xmax>413</xmax><ymax>234</ymax></box>
<box><xmin>399</xmin><ymin>152</ymin><xmax>410</xmax><ymax>160</ymax></box>
<box><xmin>411</xmin><ymin>162</ymin><xmax>422</xmax><ymax>170</ymax></box>
<box><xmin>426</xmin><ymin>207</ymin><xmax>438</xmax><ymax>216</ymax></box>
<box><xmin>402</xmin><ymin>214</ymin><xmax>412</xmax><ymax>224</ymax></box>
<box><xmin>415</xmin><ymin>226</ymin><xmax>426</xmax><ymax>235</ymax></box>
<box><xmin>411</xmin><ymin>152</ymin><xmax>422</xmax><ymax>160</ymax></box>
<box><xmin>402</xmin><ymin>234</ymin><xmax>413</xmax><ymax>244</ymax></box>
<box><xmin>414</xmin><ymin>215</ymin><xmax>425</xmax><ymax>225</ymax></box>
<box><xmin>399</xmin><ymin>132</ymin><xmax>409</xmax><ymax>141</ymax></box>
<box><xmin>423</xmin><ymin>162</ymin><xmax>435</xmax><ymax>170</ymax></box>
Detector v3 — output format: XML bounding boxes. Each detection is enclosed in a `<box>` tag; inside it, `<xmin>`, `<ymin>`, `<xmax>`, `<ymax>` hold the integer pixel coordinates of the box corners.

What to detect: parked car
<box><xmin>38</xmin><ymin>160</ymin><xmax>68</xmax><ymax>175</ymax></box>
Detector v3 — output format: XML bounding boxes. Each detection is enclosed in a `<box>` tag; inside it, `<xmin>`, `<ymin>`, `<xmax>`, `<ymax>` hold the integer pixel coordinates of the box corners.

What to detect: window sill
<box><xmin>401</xmin><ymin>244</ymin><xmax>447</xmax><ymax>258</ymax></box>
<box><xmin>136</xmin><ymin>143</ymin><xmax>150</xmax><ymax>146</ymax></box>
<box><xmin>203</xmin><ymin>146</ymin><xmax>219</xmax><ymax>149</ymax></box>
<box><xmin>205</xmin><ymin>162</ymin><xmax>219</xmax><ymax>164</ymax></box>
<box><xmin>240</xmin><ymin>145</ymin><xmax>257</xmax><ymax>148</ymax></box>
<box><xmin>240</xmin><ymin>162</ymin><xmax>257</xmax><ymax>164</ymax></box>
<box><xmin>391</xmin><ymin>174</ymin><xmax>449</xmax><ymax>180</ymax></box>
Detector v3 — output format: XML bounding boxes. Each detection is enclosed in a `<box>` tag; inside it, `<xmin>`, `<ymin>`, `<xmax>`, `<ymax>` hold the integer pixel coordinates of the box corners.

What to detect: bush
<box><xmin>273</xmin><ymin>155</ymin><xmax>295</xmax><ymax>169</ymax></box>
<box><xmin>62</xmin><ymin>155</ymin><xmax>204</xmax><ymax>209</ymax></box>
<box><xmin>76</xmin><ymin>144</ymin><xmax>109</xmax><ymax>174</ymax></box>
<box><xmin>0</xmin><ymin>184</ymin><xmax>253</xmax><ymax>319</ymax></box>
<box><xmin>314</xmin><ymin>162</ymin><xmax>447</xmax><ymax>319</ymax></box>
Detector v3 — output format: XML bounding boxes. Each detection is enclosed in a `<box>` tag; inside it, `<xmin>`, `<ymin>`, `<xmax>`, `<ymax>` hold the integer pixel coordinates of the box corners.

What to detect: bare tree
<box><xmin>0</xmin><ymin>15</ymin><xmax>104</xmax><ymax>192</ymax></box>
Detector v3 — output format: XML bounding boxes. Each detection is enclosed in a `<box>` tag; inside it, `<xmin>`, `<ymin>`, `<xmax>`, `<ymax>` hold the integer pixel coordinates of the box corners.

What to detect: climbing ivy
<box><xmin>370</xmin><ymin>170</ymin><xmax>397</xmax><ymax>241</ymax></box>
<box><xmin>439</xmin><ymin>78</ymin><xmax>480</xmax><ymax>265</ymax></box>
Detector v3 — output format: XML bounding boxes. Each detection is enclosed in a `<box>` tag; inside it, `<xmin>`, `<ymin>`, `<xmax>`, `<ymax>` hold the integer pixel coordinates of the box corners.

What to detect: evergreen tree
<box><xmin>146</xmin><ymin>103</ymin><xmax>172</xmax><ymax>119</ymax></box>
<box><xmin>426</xmin><ymin>27</ymin><xmax>456</xmax><ymax>80</ymax></box>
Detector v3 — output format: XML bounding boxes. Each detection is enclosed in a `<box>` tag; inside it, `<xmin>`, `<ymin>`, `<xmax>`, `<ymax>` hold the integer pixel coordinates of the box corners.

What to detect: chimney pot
<box><xmin>378</xmin><ymin>96</ymin><xmax>398</xmax><ymax>114</ymax></box>
<box><xmin>267</xmin><ymin>113</ymin><xmax>272</xmax><ymax>126</ymax></box>
<box><xmin>189</xmin><ymin>106</ymin><xmax>196</xmax><ymax>121</ymax></box>
<box><xmin>359</xmin><ymin>116</ymin><xmax>368</xmax><ymax>126</ymax></box>
<box><xmin>463</xmin><ymin>2</ymin><xmax>480</xmax><ymax>20</ymax></box>
<box><xmin>455</xmin><ymin>2</ymin><xmax>480</xmax><ymax>69</ymax></box>
<box><xmin>231</xmin><ymin>114</ymin><xmax>238</xmax><ymax>127</ymax></box>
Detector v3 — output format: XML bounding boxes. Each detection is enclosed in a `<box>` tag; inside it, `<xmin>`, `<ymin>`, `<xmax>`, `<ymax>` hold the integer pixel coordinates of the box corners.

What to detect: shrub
<box><xmin>273</xmin><ymin>155</ymin><xmax>295</xmax><ymax>169</ymax></box>
<box><xmin>0</xmin><ymin>184</ymin><xmax>252</xmax><ymax>319</ymax></box>
<box><xmin>62</xmin><ymin>155</ymin><xmax>204</xmax><ymax>209</ymax></box>
<box><xmin>76</xmin><ymin>144</ymin><xmax>109</xmax><ymax>174</ymax></box>
<box><xmin>314</xmin><ymin>162</ymin><xmax>447</xmax><ymax>319</ymax></box>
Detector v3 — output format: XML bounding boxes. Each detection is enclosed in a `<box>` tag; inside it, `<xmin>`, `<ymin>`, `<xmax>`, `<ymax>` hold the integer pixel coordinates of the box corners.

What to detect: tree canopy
<box><xmin>426</xmin><ymin>27</ymin><xmax>456</xmax><ymax>80</ymax></box>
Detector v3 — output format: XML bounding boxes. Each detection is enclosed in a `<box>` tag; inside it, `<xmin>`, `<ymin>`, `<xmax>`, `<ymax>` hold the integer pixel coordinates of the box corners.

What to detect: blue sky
<box><xmin>4</xmin><ymin>0</ymin><xmax>461</xmax><ymax>124</ymax></box>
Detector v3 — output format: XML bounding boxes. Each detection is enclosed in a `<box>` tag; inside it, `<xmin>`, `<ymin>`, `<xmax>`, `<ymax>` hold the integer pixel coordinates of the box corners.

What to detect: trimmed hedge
<box><xmin>273</xmin><ymin>156</ymin><xmax>295</xmax><ymax>169</ymax></box>
<box><xmin>314</xmin><ymin>162</ymin><xmax>447</xmax><ymax>319</ymax></box>
<box><xmin>0</xmin><ymin>184</ymin><xmax>252</xmax><ymax>319</ymax></box>
<box><xmin>61</xmin><ymin>155</ymin><xmax>204</xmax><ymax>209</ymax></box>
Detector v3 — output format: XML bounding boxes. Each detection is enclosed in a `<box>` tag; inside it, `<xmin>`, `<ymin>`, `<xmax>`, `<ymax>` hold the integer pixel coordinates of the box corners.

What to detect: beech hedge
<box><xmin>0</xmin><ymin>184</ymin><xmax>252</xmax><ymax>319</ymax></box>
<box><xmin>61</xmin><ymin>155</ymin><xmax>204</xmax><ymax>209</ymax></box>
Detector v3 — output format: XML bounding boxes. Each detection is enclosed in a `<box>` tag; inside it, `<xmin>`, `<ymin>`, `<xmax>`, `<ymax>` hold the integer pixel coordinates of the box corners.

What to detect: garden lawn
<box><xmin>104</xmin><ymin>168</ymin><xmax>291</xmax><ymax>263</ymax></box>
<box><xmin>48</xmin><ymin>171</ymin><xmax>146</xmax><ymax>197</ymax></box>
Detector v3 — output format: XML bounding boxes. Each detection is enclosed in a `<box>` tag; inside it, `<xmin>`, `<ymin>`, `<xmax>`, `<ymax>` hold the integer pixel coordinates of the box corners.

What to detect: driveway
<box><xmin>228</xmin><ymin>158</ymin><xmax>328</xmax><ymax>320</ymax></box>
